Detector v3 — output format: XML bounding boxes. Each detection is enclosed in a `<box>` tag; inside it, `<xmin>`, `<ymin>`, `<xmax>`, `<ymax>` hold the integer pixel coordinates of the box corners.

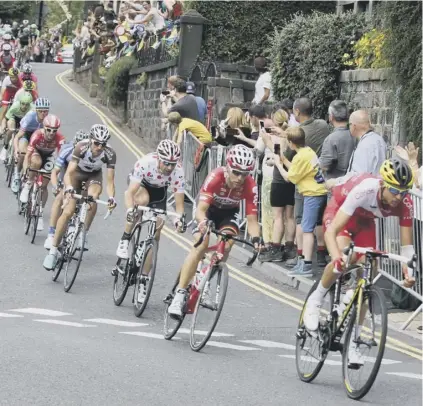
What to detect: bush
<box><xmin>269</xmin><ymin>11</ymin><xmax>367</xmax><ymax>119</ymax></box>
<box><xmin>104</xmin><ymin>56</ymin><xmax>137</xmax><ymax>103</ymax></box>
<box><xmin>189</xmin><ymin>1</ymin><xmax>336</xmax><ymax>64</ymax></box>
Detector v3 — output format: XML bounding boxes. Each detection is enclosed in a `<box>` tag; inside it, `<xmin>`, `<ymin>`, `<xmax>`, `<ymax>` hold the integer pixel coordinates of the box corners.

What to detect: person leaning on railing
<box><xmin>168</xmin><ymin>112</ymin><xmax>212</xmax><ymax>146</ymax></box>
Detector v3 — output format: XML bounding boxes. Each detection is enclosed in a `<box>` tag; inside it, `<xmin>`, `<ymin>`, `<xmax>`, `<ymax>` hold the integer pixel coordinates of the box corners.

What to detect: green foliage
<box><xmin>136</xmin><ymin>72</ymin><xmax>148</xmax><ymax>87</ymax></box>
<box><xmin>376</xmin><ymin>1</ymin><xmax>422</xmax><ymax>147</ymax></box>
<box><xmin>269</xmin><ymin>11</ymin><xmax>367</xmax><ymax>119</ymax></box>
<box><xmin>43</xmin><ymin>0</ymin><xmax>85</xmax><ymax>34</ymax></box>
<box><xmin>0</xmin><ymin>2</ymin><xmax>33</xmax><ymax>22</ymax></box>
<box><xmin>189</xmin><ymin>0</ymin><xmax>336</xmax><ymax>63</ymax></box>
<box><xmin>105</xmin><ymin>56</ymin><xmax>137</xmax><ymax>103</ymax></box>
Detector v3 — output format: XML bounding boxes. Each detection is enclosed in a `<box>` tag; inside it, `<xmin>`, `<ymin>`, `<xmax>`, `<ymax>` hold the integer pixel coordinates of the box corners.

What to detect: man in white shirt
<box><xmin>252</xmin><ymin>56</ymin><xmax>273</xmax><ymax>105</ymax></box>
<box><xmin>137</xmin><ymin>1</ymin><xmax>165</xmax><ymax>32</ymax></box>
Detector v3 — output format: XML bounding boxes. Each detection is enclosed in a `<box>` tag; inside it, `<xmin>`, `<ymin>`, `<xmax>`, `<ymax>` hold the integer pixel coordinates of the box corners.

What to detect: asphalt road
<box><xmin>0</xmin><ymin>63</ymin><xmax>421</xmax><ymax>406</ymax></box>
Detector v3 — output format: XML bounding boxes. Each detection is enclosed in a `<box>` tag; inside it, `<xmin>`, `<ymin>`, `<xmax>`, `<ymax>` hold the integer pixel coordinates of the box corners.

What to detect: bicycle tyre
<box><xmin>64</xmin><ymin>225</ymin><xmax>86</xmax><ymax>293</ymax></box>
<box><xmin>30</xmin><ymin>188</ymin><xmax>41</xmax><ymax>244</ymax></box>
<box><xmin>134</xmin><ymin>239</ymin><xmax>158</xmax><ymax>318</ymax></box>
<box><xmin>6</xmin><ymin>160</ymin><xmax>14</xmax><ymax>188</ymax></box>
<box><xmin>163</xmin><ymin>276</ymin><xmax>184</xmax><ymax>340</ymax></box>
<box><xmin>23</xmin><ymin>188</ymin><xmax>33</xmax><ymax>235</ymax></box>
<box><xmin>342</xmin><ymin>285</ymin><xmax>387</xmax><ymax>400</ymax></box>
<box><xmin>190</xmin><ymin>264</ymin><xmax>229</xmax><ymax>352</ymax></box>
<box><xmin>113</xmin><ymin>225</ymin><xmax>141</xmax><ymax>306</ymax></box>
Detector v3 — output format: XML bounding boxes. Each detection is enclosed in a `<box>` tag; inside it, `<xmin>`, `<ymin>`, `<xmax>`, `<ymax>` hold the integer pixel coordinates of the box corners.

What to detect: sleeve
<box><xmin>27</xmin><ymin>132</ymin><xmax>39</xmax><ymax>153</ymax></box>
<box><xmin>56</xmin><ymin>134</ymin><xmax>65</xmax><ymax>150</ymax></box>
<box><xmin>71</xmin><ymin>143</ymin><xmax>83</xmax><ymax>163</ymax></box>
<box><xmin>287</xmin><ymin>155</ymin><xmax>308</xmax><ymax>184</ymax></box>
<box><xmin>319</xmin><ymin>136</ymin><xmax>335</xmax><ymax>171</ymax></box>
<box><xmin>129</xmin><ymin>159</ymin><xmax>145</xmax><ymax>183</ymax></box>
<box><xmin>106</xmin><ymin>148</ymin><xmax>117</xmax><ymax>169</ymax></box>
<box><xmin>55</xmin><ymin>145</ymin><xmax>70</xmax><ymax>168</ymax></box>
<box><xmin>338</xmin><ymin>184</ymin><xmax>370</xmax><ymax>216</ymax></box>
<box><xmin>399</xmin><ymin>195</ymin><xmax>413</xmax><ymax>227</ymax></box>
<box><xmin>19</xmin><ymin>112</ymin><xmax>31</xmax><ymax>131</ymax></box>
<box><xmin>171</xmin><ymin>166</ymin><xmax>185</xmax><ymax>194</ymax></box>
<box><xmin>5</xmin><ymin>102</ymin><xmax>17</xmax><ymax>120</ymax></box>
<box><xmin>244</xmin><ymin>177</ymin><xmax>258</xmax><ymax>215</ymax></box>
<box><xmin>199</xmin><ymin>170</ymin><xmax>219</xmax><ymax>205</ymax></box>
<box><xmin>262</xmin><ymin>72</ymin><xmax>271</xmax><ymax>90</ymax></box>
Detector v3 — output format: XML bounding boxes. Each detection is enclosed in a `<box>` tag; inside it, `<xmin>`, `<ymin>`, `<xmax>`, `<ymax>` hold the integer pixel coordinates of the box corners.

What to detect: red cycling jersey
<box><xmin>18</xmin><ymin>72</ymin><xmax>38</xmax><ymax>84</ymax></box>
<box><xmin>1</xmin><ymin>81</ymin><xmax>22</xmax><ymax>106</ymax></box>
<box><xmin>27</xmin><ymin>129</ymin><xmax>65</xmax><ymax>156</ymax></box>
<box><xmin>199</xmin><ymin>167</ymin><xmax>258</xmax><ymax>215</ymax></box>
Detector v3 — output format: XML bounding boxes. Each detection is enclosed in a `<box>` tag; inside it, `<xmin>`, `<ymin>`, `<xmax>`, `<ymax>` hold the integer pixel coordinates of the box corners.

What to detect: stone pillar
<box><xmin>177</xmin><ymin>10</ymin><xmax>206</xmax><ymax>79</ymax></box>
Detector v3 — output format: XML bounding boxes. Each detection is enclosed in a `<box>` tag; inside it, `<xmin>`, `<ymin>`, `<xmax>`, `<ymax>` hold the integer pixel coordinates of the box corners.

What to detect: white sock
<box><xmin>49</xmin><ymin>246</ymin><xmax>58</xmax><ymax>255</ymax></box>
<box><xmin>311</xmin><ymin>281</ymin><xmax>329</xmax><ymax>302</ymax></box>
<box><xmin>354</xmin><ymin>324</ymin><xmax>362</xmax><ymax>338</ymax></box>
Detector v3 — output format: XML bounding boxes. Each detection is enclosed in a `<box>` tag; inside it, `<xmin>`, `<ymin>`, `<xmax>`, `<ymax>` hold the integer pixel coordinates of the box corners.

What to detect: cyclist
<box><xmin>0</xmin><ymin>67</ymin><xmax>22</xmax><ymax>122</ymax></box>
<box><xmin>0</xmin><ymin>43</ymin><xmax>15</xmax><ymax>72</ymax></box>
<box><xmin>44</xmin><ymin>130</ymin><xmax>90</xmax><ymax>250</ymax></box>
<box><xmin>17</xmin><ymin>27</ymin><xmax>30</xmax><ymax>64</ymax></box>
<box><xmin>14</xmin><ymin>79</ymin><xmax>38</xmax><ymax>102</ymax></box>
<box><xmin>11</xmin><ymin>22</ymin><xmax>19</xmax><ymax>41</ymax></box>
<box><xmin>303</xmin><ymin>158</ymin><xmax>416</xmax><ymax>363</ymax></box>
<box><xmin>0</xmin><ymin>91</ymin><xmax>33</xmax><ymax>162</ymax></box>
<box><xmin>43</xmin><ymin>124</ymin><xmax>117</xmax><ymax>271</ymax></box>
<box><xmin>29</xmin><ymin>24</ymin><xmax>39</xmax><ymax>49</ymax></box>
<box><xmin>19</xmin><ymin>63</ymin><xmax>38</xmax><ymax>85</ymax></box>
<box><xmin>20</xmin><ymin>114</ymin><xmax>65</xmax><ymax>230</ymax></box>
<box><xmin>168</xmin><ymin>144</ymin><xmax>263</xmax><ymax>317</ymax></box>
<box><xmin>12</xmin><ymin>97</ymin><xmax>50</xmax><ymax>193</ymax></box>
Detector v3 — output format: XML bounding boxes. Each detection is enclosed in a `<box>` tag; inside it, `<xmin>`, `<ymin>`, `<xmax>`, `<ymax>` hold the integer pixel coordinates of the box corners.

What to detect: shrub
<box><xmin>189</xmin><ymin>1</ymin><xmax>336</xmax><ymax>64</ymax></box>
<box><xmin>104</xmin><ymin>56</ymin><xmax>137</xmax><ymax>103</ymax></box>
<box><xmin>268</xmin><ymin>11</ymin><xmax>367</xmax><ymax>119</ymax></box>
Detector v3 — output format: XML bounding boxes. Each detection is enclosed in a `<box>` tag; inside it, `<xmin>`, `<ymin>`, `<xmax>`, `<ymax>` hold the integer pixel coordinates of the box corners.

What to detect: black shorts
<box><xmin>270</xmin><ymin>182</ymin><xmax>295</xmax><ymax>207</ymax></box>
<box><xmin>141</xmin><ymin>180</ymin><xmax>167</xmax><ymax>210</ymax></box>
<box><xmin>10</xmin><ymin>116</ymin><xmax>22</xmax><ymax>127</ymax></box>
<box><xmin>206</xmin><ymin>206</ymin><xmax>239</xmax><ymax>235</ymax></box>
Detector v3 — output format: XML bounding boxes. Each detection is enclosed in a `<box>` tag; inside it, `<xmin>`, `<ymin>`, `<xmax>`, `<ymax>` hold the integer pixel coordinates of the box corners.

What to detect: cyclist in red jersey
<box><xmin>168</xmin><ymin>144</ymin><xmax>263</xmax><ymax>317</ymax></box>
<box><xmin>20</xmin><ymin>114</ymin><xmax>65</xmax><ymax>232</ymax></box>
<box><xmin>303</xmin><ymin>158</ymin><xmax>415</xmax><ymax>363</ymax></box>
<box><xmin>0</xmin><ymin>68</ymin><xmax>22</xmax><ymax>122</ymax></box>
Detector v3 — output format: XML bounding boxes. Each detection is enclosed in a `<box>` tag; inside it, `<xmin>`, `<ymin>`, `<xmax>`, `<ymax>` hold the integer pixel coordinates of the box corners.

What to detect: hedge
<box><xmin>105</xmin><ymin>56</ymin><xmax>137</xmax><ymax>103</ymax></box>
<box><xmin>189</xmin><ymin>1</ymin><xmax>336</xmax><ymax>64</ymax></box>
<box><xmin>268</xmin><ymin>11</ymin><xmax>367</xmax><ymax>119</ymax></box>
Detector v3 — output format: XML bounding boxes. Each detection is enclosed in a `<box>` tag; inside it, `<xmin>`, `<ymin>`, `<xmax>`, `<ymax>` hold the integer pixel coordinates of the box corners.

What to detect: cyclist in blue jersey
<box><xmin>44</xmin><ymin>130</ymin><xmax>90</xmax><ymax>249</ymax></box>
<box><xmin>12</xmin><ymin>97</ymin><xmax>50</xmax><ymax>193</ymax></box>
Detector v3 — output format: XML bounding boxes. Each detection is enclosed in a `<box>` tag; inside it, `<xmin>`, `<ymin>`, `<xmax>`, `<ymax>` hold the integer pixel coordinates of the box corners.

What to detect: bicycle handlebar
<box><xmin>69</xmin><ymin>193</ymin><xmax>113</xmax><ymax>220</ymax></box>
<box><xmin>134</xmin><ymin>205</ymin><xmax>182</xmax><ymax>220</ymax></box>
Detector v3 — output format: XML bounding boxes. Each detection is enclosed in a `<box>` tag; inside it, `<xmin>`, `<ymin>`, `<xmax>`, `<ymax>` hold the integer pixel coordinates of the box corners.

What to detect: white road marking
<box><xmin>33</xmin><ymin>319</ymin><xmax>96</xmax><ymax>328</ymax></box>
<box><xmin>0</xmin><ymin>313</ymin><xmax>24</xmax><ymax>318</ymax></box>
<box><xmin>332</xmin><ymin>354</ymin><xmax>402</xmax><ymax>365</ymax></box>
<box><xmin>239</xmin><ymin>340</ymin><xmax>296</xmax><ymax>350</ymax></box>
<box><xmin>279</xmin><ymin>354</ymin><xmax>342</xmax><ymax>366</ymax></box>
<box><xmin>84</xmin><ymin>318</ymin><xmax>148</xmax><ymax>327</ymax></box>
<box><xmin>11</xmin><ymin>308</ymin><xmax>72</xmax><ymax>316</ymax></box>
<box><xmin>386</xmin><ymin>372</ymin><xmax>423</xmax><ymax>380</ymax></box>
<box><xmin>206</xmin><ymin>341</ymin><xmax>261</xmax><ymax>351</ymax></box>
<box><xmin>120</xmin><ymin>332</ymin><xmax>180</xmax><ymax>340</ymax></box>
<box><xmin>178</xmin><ymin>328</ymin><xmax>233</xmax><ymax>337</ymax></box>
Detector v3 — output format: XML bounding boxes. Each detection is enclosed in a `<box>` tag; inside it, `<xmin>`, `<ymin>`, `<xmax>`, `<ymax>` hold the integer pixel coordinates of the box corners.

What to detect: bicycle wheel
<box><xmin>64</xmin><ymin>225</ymin><xmax>86</xmax><ymax>292</ymax></box>
<box><xmin>134</xmin><ymin>239</ymin><xmax>158</xmax><ymax>317</ymax></box>
<box><xmin>23</xmin><ymin>188</ymin><xmax>33</xmax><ymax>235</ymax></box>
<box><xmin>30</xmin><ymin>188</ymin><xmax>41</xmax><ymax>244</ymax></box>
<box><xmin>113</xmin><ymin>225</ymin><xmax>141</xmax><ymax>306</ymax></box>
<box><xmin>295</xmin><ymin>280</ymin><xmax>333</xmax><ymax>383</ymax></box>
<box><xmin>190</xmin><ymin>264</ymin><xmax>229</xmax><ymax>352</ymax></box>
<box><xmin>163</xmin><ymin>276</ymin><xmax>184</xmax><ymax>340</ymax></box>
<box><xmin>342</xmin><ymin>285</ymin><xmax>387</xmax><ymax>400</ymax></box>
<box><xmin>6</xmin><ymin>158</ymin><xmax>14</xmax><ymax>188</ymax></box>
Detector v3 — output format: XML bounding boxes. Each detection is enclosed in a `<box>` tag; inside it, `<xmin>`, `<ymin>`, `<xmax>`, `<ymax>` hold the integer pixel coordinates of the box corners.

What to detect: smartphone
<box><xmin>265</xmin><ymin>128</ymin><xmax>272</xmax><ymax>133</ymax></box>
<box><xmin>274</xmin><ymin>144</ymin><xmax>281</xmax><ymax>155</ymax></box>
<box><xmin>259</xmin><ymin>120</ymin><xmax>265</xmax><ymax>130</ymax></box>
<box><xmin>226</xmin><ymin>128</ymin><xmax>239</xmax><ymax>136</ymax></box>
<box><xmin>161</xmin><ymin>90</ymin><xmax>170</xmax><ymax>96</ymax></box>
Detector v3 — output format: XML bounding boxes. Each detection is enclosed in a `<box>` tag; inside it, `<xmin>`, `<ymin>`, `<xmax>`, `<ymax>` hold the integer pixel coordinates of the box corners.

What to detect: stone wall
<box><xmin>74</xmin><ymin>64</ymin><xmax>93</xmax><ymax>92</ymax></box>
<box><xmin>339</xmin><ymin>68</ymin><xmax>399</xmax><ymax>145</ymax></box>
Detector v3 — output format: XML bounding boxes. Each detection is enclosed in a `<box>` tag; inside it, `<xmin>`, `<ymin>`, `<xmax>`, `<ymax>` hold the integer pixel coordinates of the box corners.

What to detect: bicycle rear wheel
<box><xmin>342</xmin><ymin>285</ymin><xmax>387</xmax><ymax>400</ymax></box>
<box><xmin>64</xmin><ymin>225</ymin><xmax>86</xmax><ymax>292</ymax></box>
<box><xmin>30</xmin><ymin>189</ymin><xmax>41</xmax><ymax>244</ymax></box>
<box><xmin>163</xmin><ymin>275</ymin><xmax>184</xmax><ymax>340</ymax></box>
<box><xmin>134</xmin><ymin>239</ymin><xmax>158</xmax><ymax>317</ymax></box>
<box><xmin>190</xmin><ymin>264</ymin><xmax>229</xmax><ymax>352</ymax></box>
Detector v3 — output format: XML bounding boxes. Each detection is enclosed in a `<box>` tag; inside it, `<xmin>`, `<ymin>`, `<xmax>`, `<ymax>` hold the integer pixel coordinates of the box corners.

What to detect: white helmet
<box><xmin>3</xmin><ymin>33</ymin><xmax>11</xmax><ymax>41</ymax></box>
<box><xmin>157</xmin><ymin>140</ymin><xmax>181</xmax><ymax>163</ymax></box>
<box><xmin>90</xmin><ymin>124</ymin><xmax>110</xmax><ymax>143</ymax></box>
<box><xmin>2</xmin><ymin>43</ymin><xmax>11</xmax><ymax>52</ymax></box>
<box><xmin>74</xmin><ymin>129</ymin><xmax>89</xmax><ymax>144</ymax></box>
<box><xmin>226</xmin><ymin>144</ymin><xmax>255</xmax><ymax>172</ymax></box>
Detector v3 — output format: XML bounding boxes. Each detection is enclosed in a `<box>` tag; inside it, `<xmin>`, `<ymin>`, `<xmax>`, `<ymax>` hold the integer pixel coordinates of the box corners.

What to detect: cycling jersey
<box><xmin>129</xmin><ymin>152</ymin><xmax>185</xmax><ymax>194</ymax></box>
<box><xmin>18</xmin><ymin>72</ymin><xmax>38</xmax><ymax>84</ymax></box>
<box><xmin>199</xmin><ymin>167</ymin><xmax>258</xmax><ymax>215</ymax></box>
<box><xmin>5</xmin><ymin>100</ymin><xmax>33</xmax><ymax>120</ymax></box>
<box><xmin>1</xmin><ymin>87</ymin><xmax>20</xmax><ymax>106</ymax></box>
<box><xmin>55</xmin><ymin>142</ymin><xmax>73</xmax><ymax>170</ymax></box>
<box><xmin>1</xmin><ymin>76</ymin><xmax>21</xmax><ymax>91</ymax></box>
<box><xmin>72</xmin><ymin>139</ymin><xmax>116</xmax><ymax>172</ymax></box>
<box><xmin>20</xmin><ymin>110</ymin><xmax>43</xmax><ymax>133</ymax></box>
<box><xmin>27</xmin><ymin>129</ymin><xmax>65</xmax><ymax>156</ymax></box>
<box><xmin>0</xmin><ymin>52</ymin><xmax>14</xmax><ymax>70</ymax></box>
<box><xmin>19</xmin><ymin>34</ymin><xmax>29</xmax><ymax>46</ymax></box>
<box><xmin>14</xmin><ymin>88</ymin><xmax>38</xmax><ymax>103</ymax></box>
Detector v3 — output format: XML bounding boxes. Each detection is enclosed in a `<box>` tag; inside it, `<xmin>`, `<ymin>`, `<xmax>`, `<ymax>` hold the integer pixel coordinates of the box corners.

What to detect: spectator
<box><xmin>233</xmin><ymin>105</ymin><xmax>268</xmax><ymax>148</ymax></box>
<box><xmin>290</xmin><ymin>97</ymin><xmax>330</xmax><ymax>268</ymax></box>
<box><xmin>161</xmin><ymin>76</ymin><xmax>199</xmax><ymax>121</ymax></box>
<box><xmin>159</xmin><ymin>0</ymin><xmax>183</xmax><ymax>21</ymax></box>
<box><xmin>273</xmin><ymin>127</ymin><xmax>327</xmax><ymax>277</ymax></box>
<box><xmin>280</xmin><ymin>98</ymin><xmax>299</xmax><ymax>127</ymax></box>
<box><xmin>136</xmin><ymin>1</ymin><xmax>166</xmax><ymax>32</ymax></box>
<box><xmin>319</xmin><ymin>100</ymin><xmax>355</xmax><ymax>180</ymax></box>
<box><xmin>252</xmin><ymin>56</ymin><xmax>273</xmax><ymax>105</ymax></box>
<box><xmin>168</xmin><ymin>111</ymin><xmax>212</xmax><ymax>145</ymax></box>
<box><xmin>394</xmin><ymin>142</ymin><xmax>421</xmax><ymax>190</ymax></box>
<box><xmin>186</xmin><ymin>81</ymin><xmax>207</xmax><ymax>123</ymax></box>
<box><xmin>215</xmin><ymin>107</ymin><xmax>251</xmax><ymax>147</ymax></box>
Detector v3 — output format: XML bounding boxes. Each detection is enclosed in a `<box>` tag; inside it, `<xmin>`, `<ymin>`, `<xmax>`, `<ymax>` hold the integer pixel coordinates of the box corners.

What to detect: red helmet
<box><xmin>43</xmin><ymin>114</ymin><xmax>61</xmax><ymax>129</ymax></box>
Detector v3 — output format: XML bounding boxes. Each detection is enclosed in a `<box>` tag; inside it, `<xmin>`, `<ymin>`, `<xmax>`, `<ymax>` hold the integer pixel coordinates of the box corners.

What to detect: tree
<box><xmin>43</xmin><ymin>0</ymin><xmax>85</xmax><ymax>34</ymax></box>
<box><xmin>0</xmin><ymin>2</ymin><xmax>33</xmax><ymax>22</ymax></box>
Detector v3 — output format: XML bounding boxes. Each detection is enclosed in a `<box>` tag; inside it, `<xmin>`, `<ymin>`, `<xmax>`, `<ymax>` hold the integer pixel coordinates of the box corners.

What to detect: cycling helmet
<box><xmin>43</xmin><ymin>114</ymin><xmax>61</xmax><ymax>129</ymax></box>
<box><xmin>226</xmin><ymin>144</ymin><xmax>255</xmax><ymax>172</ymax></box>
<box><xmin>20</xmin><ymin>92</ymin><xmax>33</xmax><ymax>104</ymax></box>
<box><xmin>156</xmin><ymin>140</ymin><xmax>181</xmax><ymax>163</ymax></box>
<box><xmin>2</xmin><ymin>43</ymin><xmax>11</xmax><ymax>52</ymax></box>
<box><xmin>23</xmin><ymin>27</ymin><xmax>30</xmax><ymax>34</ymax></box>
<box><xmin>22</xmin><ymin>63</ymin><xmax>32</xmax><ymax>74</ymax></box>
<box><xmin>74</xmin><ymin>129</ymin><xmax>89</xmax><ymax>144</ymax></box>
<box><xmin>23</xmin><ymin>80</ymin><xmax>36</xmax><ymax>91</ymax></box>
<box><xmin>23</xmin><ymin>20</ymin><xmax>29</xmax><ymax>25</ymax></box>
<box><xmin>30</xmin><ymin>24</ymin><xmax>37</xmax><ymax>29</ymax></box>
<box><xmin>35</xmin><ymin>97</ymin><xmax>51</xmax><ymax>110</ymax></box>
<box><xmin>12</xmin><ymin>22</ymin><xmax>18</xmax><ymax>28</ymax></box>
<box><xmin>3</xmin><ymin>33</ymin><xmax>11</xmax><ymax>40</ymax></box>
<box><xmin>380</xmin><ymin>157</ymin><xmax>414</xmax><ymax>190</ymax></box>
<box><xmin>8</xmin><ymin>67</ymin><xmax>19</xmax><ymax>77</ymax></box>
<box><xmin>90</xmin><ymin>124</ymin><xmax>110</xmax><ymax>143</ymax></box>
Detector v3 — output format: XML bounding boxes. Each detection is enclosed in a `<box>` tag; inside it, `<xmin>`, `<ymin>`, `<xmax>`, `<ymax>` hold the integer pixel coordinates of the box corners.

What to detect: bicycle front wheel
<box><xmin>190</xmin><ymin>264</ymin><xmax>229</xmax><ymax>352</ymax></box>
<box><xmin>23</xmin><ymin>195</ymin><xmax>32</xmax><ymax>235</ymax></box>
<box><xmin>163</xmin><ymin>275</ymin><xmax>184</xmax><ymax>340</ymax></box>
<box><xmin>342</xmin><ymin>284</ymin><xmax>387</xmax><ymax>400</ymax></box>
<box><xmin>30</xmin><ymin>189</ymin><xmax>41</xmax><ymax>244</ymax></box>
<box><xmin>64</xmin><ymin>225</ymin><xmax>86</xmax><ymax>292</ymax></box>
<box><xmin>134</xmin><ymin>239</ymin><xmax>158</xmax><ymax>318</ymax></box>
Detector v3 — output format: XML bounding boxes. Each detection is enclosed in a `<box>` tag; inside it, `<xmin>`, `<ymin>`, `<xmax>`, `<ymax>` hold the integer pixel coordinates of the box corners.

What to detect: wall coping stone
<box><xmin>207</xmin><ymin>77</ymin><xmax>256</xmax><ymax>90</ymax></box>
<box><xmin>76</xmin><ymin>64</ymin><xmax>93</xmax><ymax>73</ymax></box>
<box><xmin>340</xmin><ymin>68</ymin><xmax>391</xmax><ymax>83</ymax></box>
<box><xmin>130</xmin><ymin>58</ymin><xmax>178</xmax><ymax>76</ymax></box>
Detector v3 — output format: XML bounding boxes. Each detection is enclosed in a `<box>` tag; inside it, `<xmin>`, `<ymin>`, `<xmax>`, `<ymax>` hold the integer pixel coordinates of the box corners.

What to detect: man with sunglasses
<box><xmin>303</xmin><ymin>158</ymin><xmax>416</xmax><ymax>364</ymax></box>
<box><xmin>20</xmin><ymin>114</ymin><xmax>65</xmax><ymax>231</ymax></box>
<box><xmin>0</xmin><ymin>91</ymin><xmax>33</xmax><ymax>162</ymax></box>
<box><xmin>168</xmin><ymin>144</ymin><xmax>263</xmax><ymax>318</ymax></box>
<box><xmin>43</xmin><ymin>124</ymin><xmax>117</xmax><ymax>271</ymax></box>
<box><xmin>14</xmin><ymin>79</ymin><xmax>38</xmax><ymax>103</ymax></box>
<box><xmin>12</xmin><ymin>97</ymin><xmax>50</xmax><ymax>193</ymax></box>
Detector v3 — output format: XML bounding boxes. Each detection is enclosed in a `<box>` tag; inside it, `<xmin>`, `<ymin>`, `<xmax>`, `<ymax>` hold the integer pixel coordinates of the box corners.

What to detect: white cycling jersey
<box><xmin>129</xmin><ymin>152</ymin><xmax>185</xmax><ymax>194</ymax></box>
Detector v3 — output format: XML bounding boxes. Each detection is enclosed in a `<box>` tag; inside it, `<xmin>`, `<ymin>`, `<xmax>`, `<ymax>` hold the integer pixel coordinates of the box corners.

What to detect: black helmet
<box><xmin>380</xmin><ymin>157</ymin><xmax>414</xmax><ymax>190</ymax></box>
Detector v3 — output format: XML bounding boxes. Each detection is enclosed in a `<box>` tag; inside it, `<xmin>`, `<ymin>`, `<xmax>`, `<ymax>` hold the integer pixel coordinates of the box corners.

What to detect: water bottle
<box><xmin>338</xmin><ymin>289</ymin><xmax>354</xmax><ymax>316</ymax></box>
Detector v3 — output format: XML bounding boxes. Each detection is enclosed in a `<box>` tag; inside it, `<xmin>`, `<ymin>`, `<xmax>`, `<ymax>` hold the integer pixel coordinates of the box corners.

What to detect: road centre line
<box><xmin>34</xmin><ymin>319</ymin><xmax>96</xmax><ymax>328</ymax></box>
<box><xmin>55</xmin><ymin>70</ymin><xmax>423</xmax><ymax>361</ymax></box>
<box><xmin>11</xmin><ymin>308</ymin><xmax>72</xmax><ymax>316</ymax></box>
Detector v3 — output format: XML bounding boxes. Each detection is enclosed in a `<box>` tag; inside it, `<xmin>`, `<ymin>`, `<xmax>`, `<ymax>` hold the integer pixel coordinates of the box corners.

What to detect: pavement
<box><xmin>0</xmin><ymin>63</ymin><xmax>421</xmax><ymax>406</ymax></box>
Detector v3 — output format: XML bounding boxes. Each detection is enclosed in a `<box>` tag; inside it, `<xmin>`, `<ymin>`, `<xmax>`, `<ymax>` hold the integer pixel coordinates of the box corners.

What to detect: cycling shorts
<box><xmin>205</xmin><ymin>205</ymin><xmax>240</xmax><ymax>236</ymax></box>
<box><xmin>19</xmin><ymin>131</ymin><xmax>35</xmax><ymax>143</ymax></box>
<box><xmin>69</xmin><ymin>168</ymin><xmax>103</xmax><ymax>192</ymax></box>
<box><xmin>8</xmin><ymin>115</ymin><xmax>22</xmax><ymax>127</ymax></box>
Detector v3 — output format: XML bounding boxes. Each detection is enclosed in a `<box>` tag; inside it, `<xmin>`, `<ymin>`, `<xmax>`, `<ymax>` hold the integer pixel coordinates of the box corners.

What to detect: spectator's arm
<box><xmin>139</xmin><ymin>11</ymin><xmax>154</xmax><ymax>25</ymax></box>
<box><xmin>274</xmin><ymin>154</ymin><xmax>290</xmax><ymax>182</ymax></box>
<box><xmin>258</xmin><ymin>88</ymin><xmax>270</xmax><ymax>105</ymax></box>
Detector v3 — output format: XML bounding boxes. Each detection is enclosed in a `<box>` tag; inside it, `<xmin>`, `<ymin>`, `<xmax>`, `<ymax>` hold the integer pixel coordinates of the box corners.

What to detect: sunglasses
<box><xmin>45</xmin><ymin>127</ymin><xmax>58</xmax><ymax>133</ymax></box>
<box><xmin>37</xmin><ymin>109</ymin><xmax>49</xmax><ymax>114</ymax></box>
<box><xmin>93</xmin><ymin>141</ymin><xmax>106</xmax><ymax>147</ymax></box>
<box><xmin>20</xmin><ymin>102</ymin><xmax>30</xmax><ymax>107</ymax></box>
<box><xmin>388</xmin><ymin>187</ymin><xmax>407</xmax><ymax>197</ymax></box>
<box><xmin>231</xmin><ymin>168</ymin><xmax>249</xmax><ymax>177</ymax></box>
<box><xmin>161</xmin><ymin>160</ymin><xmax>177</xmax><ymax>167</ymax></box>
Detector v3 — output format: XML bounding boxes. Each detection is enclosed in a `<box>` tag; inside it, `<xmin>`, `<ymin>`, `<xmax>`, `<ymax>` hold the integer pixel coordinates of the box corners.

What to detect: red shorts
<box><xmin>323</xmin><ymin>200</ymin><xmax>376</xmax><ymax>258</ymax></box>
